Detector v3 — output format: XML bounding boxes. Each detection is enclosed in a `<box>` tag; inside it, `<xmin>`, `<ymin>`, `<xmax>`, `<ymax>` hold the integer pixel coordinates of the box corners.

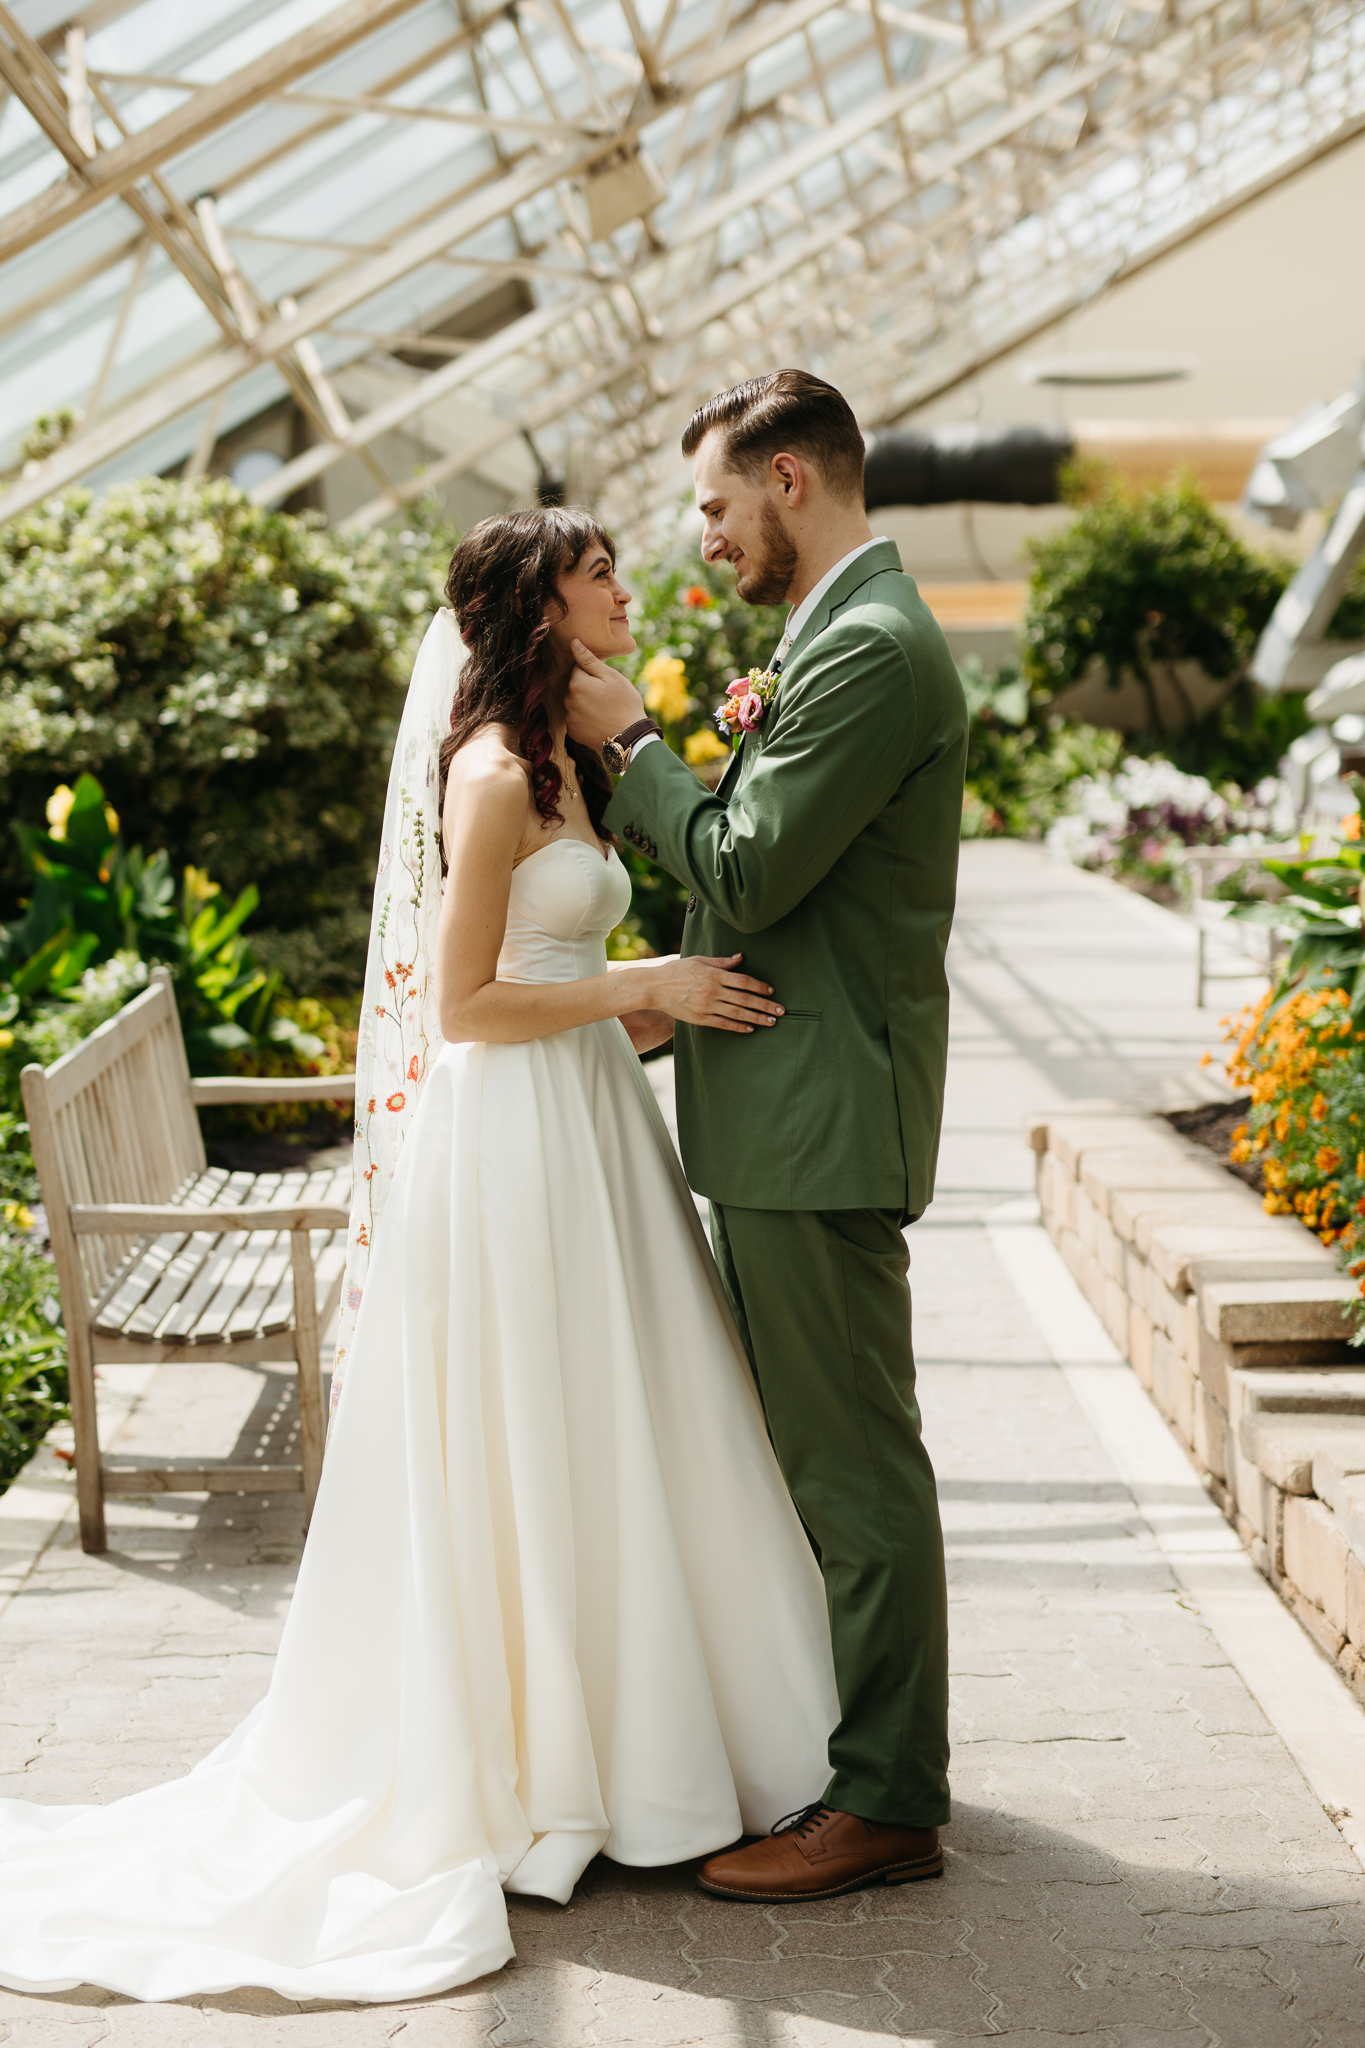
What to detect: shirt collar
<box><xmin>777</xmin><ymin>536</ymin><xmax>887</xmax><ymax>661</ymax></box>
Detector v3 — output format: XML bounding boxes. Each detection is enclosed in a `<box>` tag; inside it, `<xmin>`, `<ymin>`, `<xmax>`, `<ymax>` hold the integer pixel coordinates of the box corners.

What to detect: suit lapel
<box><xmin>710</xmin><ymin>542</ymin><xmax>902</xmax><ymax>800</ymax></box>
<box><xmin>780</xmin><ymin>538</ymin><xmax>902</xmax><ymax>675</ymax></box>
<box><xmin>715</xmin><ymin>738</ymin><xmax>745</xmax><ymax>800</ymax></box>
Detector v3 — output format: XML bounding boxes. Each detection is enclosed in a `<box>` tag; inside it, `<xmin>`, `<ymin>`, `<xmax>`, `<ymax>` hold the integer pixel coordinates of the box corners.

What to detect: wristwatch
<box><xmin>602</xmin><ymin>717</ymin><xmax>661</xmax><ymax>777</ymax></box>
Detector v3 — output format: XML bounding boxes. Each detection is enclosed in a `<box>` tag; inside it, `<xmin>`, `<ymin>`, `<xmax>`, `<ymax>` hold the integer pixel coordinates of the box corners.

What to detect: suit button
<box><xmin>686</xmin><ymin>893</ymin><xmax>697</xmax><ymax>914</ymax></box>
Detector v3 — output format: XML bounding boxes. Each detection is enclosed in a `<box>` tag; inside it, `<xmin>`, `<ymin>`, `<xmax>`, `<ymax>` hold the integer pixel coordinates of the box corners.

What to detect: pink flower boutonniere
<box><xmin>715</xmin><ymin>667</ymin><xmax>780</xmax><ymax>744</ymax></box>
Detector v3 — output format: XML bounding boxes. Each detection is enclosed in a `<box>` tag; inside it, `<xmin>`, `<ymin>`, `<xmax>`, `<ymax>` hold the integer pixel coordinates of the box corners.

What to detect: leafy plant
<box><xmin>1230</xmin><ymin>793</ymin><xmax>1365</xmax><ymax>1018</ymax></box>
<box><xmin>1022</xmin><ymin>474</ymin><xmax>1365</xmax><ymax>737</ymax></box>
<box><xmin>959</xmin><ymin>656</ymin><xmax>1124</xmax><ymax>840</ymax></box>
<box><xmin>0</xmin><ymin>479</ymin><xmax>451</xmax><ymax>991</ymax></box>
<box><xmin>1149</xmin><ymin>680</ymin><xmax>1311</xmax><ymax>789</ymax></box>
<box><xmin>0</xmin><ymin>1228</ymin><xmax>67</xmax><ymax>1491</ymax></box>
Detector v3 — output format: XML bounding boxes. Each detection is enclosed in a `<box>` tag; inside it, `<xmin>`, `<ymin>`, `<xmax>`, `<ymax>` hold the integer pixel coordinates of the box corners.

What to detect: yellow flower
<box><xmin>641</xmin><ymin>654</ymin><xmax>692</xmax><ymax>726</ymax></box>
<box><xmin>684</xmin><ymin>728</ymin><xmax>729</xmax><ymax>768</ymax></box>
<box><xmin>2</xmin><ymin>1201</ymin><xmax>34</xmax><ymax>1231</ymax></box>
<box><xmin>45</xmin><ymin>784</ymin><xmax>74</xmax><ymax>840</ymax></box>
<box><xmin>183</xmin><ymin>865</ymin><xmax>221</xmax><ymax>908</ymax></box>
<box><xmin>44</xmin><ymin>784</ymin><xmax>117</xmax><ymax>840</ymax></box>
<box><xmin>0</xmin><ymin>1029</ymin><xmax>12</xmax><ymax>1050</ymax></box>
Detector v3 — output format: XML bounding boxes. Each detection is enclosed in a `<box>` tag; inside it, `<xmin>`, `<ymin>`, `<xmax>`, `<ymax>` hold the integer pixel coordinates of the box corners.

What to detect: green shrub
<box><xmin>958</xmin><ymin>657</ymin><xmax>1124</xmax><ymax>839</ymax></box>
<box><xmin>0</xmin><ymin>480</ymin><xmax>450</xmax><ymax>991</ymax></box>
<box><xmin>1022</xmin><ymin>474</ymin><xmax>1365</xmax><ymax>738</ymax></box>
<box><xmin>0</xmin><ymin>1229</ymin><xmax>66</xmax><ymax>1492</ymax></box>
<box><xmin>1144</xmin><ymin>679</ymin><xmax>1312</xmax><ymax>788</ymax></box>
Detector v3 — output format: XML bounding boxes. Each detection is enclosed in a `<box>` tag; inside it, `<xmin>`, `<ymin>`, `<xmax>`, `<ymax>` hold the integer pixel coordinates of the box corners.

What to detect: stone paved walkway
<box><xmin>1</xmin><ymin>842</ymin><xmax>1363</xmax><ymax>2043</ymax></box>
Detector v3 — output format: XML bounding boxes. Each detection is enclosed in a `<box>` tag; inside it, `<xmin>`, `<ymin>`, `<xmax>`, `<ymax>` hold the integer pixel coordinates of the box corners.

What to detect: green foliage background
<box><xmin>1022</xmin><ymin>474</ymin><xmax>1365</xmax><ymax>741</ymax></box>
<box><xmin>0</xmin><ymin>480</ymin><xmax>450</xmax><ymax>992</ymax></box>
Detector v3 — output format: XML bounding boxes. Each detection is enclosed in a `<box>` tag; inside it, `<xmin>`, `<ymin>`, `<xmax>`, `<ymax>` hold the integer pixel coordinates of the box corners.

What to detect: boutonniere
<box><xmin>715</xmin><ymin>667</ymin><xmax>780</xmax><ymax>743</ymax></box>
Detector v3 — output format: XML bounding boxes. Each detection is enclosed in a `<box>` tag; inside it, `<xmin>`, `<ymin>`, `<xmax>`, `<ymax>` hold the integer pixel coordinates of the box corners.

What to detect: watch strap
<box><xmin>613</xmin><ymin>717</ymin><xmax>661</xmax><ymax>753</ymax></box>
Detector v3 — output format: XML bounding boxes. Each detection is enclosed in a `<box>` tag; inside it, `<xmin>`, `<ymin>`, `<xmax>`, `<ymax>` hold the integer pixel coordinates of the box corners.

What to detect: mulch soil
<box><xmin>1164</xmin><ymin>1093</ymin><xmax>1263</xmax><ymax>1195</ymax></box>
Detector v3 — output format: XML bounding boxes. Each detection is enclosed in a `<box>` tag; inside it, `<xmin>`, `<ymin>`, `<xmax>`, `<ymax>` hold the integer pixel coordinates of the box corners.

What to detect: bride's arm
<box><xmin>436</xmin><ymin>751</ymin><xmax>782</xmax><ymax>1046</ymax></box>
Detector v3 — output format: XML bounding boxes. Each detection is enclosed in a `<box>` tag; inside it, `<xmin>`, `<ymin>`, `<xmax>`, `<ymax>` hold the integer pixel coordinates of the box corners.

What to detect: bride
<box><xmin>0</xmin><ymin>507</ymin><xmax>838</xmax><ymax>2004</ymax></box>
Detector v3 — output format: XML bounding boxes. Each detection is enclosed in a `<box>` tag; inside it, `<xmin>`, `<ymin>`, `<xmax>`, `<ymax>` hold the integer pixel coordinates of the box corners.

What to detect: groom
<box><xmin>566</xmin><ymin>369</ymin><xmax>967</xmax><ymax>1900</ymax></box>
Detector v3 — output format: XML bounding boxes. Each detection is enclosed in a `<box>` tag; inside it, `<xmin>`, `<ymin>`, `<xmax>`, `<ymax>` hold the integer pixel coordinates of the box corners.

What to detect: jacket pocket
<box><xmin>779</xmin><ymin>1008</ymin><xmax>823</xmax><ymax>1021</ymax></box>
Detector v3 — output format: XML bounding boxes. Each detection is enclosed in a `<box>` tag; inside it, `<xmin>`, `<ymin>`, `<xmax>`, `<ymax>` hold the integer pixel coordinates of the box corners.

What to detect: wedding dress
<box><xmin>0</xmin><ymin>820</ymin><xmax>839</xmax><ymax>2003</ymax></box>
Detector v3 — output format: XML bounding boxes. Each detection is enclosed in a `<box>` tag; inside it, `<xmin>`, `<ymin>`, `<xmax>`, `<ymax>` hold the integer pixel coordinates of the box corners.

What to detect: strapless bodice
<box><xmin>498</xmin><ymin>838</ymin><xmax>633</xmax><ymax>985</ymax></box>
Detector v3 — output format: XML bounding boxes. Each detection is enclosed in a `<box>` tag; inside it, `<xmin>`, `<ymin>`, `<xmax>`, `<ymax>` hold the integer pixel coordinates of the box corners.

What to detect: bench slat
<box><xmin>120</xmin><ymin>1169</ymin><xmax>255</xmax><ymax>1338</ymax></box>
<box><xmin>103</xmin><ymin>1464</ymin><xmax>305</xmax><ymax>1495</ymax></box>
<box><xmin>92</xmin><ymin>1169</ymin><xmax>230</xmax><ymax>1336</ymax></box>
<box><xmin>186</xmin><ymin>1173</ymin><xmax>290</xmax><ymax>1344</ymax></box>
<box><xmin>225</xmin><ymin>1174</ymin><xmax>319</xmax><ymax>1343</ymax></box>
<box><xmin>143</xmin><ymin>1172</ymin><xmax>258</xmax><ymax>1342</ymax></box>
<box><xmin>257</xmin><ymin>1170</ymin><xmax>350</xmax><ymax>1334</ymax></box>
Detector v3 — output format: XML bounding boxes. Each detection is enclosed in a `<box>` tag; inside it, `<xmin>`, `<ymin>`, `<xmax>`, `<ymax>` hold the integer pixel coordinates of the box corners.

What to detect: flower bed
<box><xmin>1046</xmin><ymin>756</ymin><xmax>1293</xmax><ymax>901</ymax></box>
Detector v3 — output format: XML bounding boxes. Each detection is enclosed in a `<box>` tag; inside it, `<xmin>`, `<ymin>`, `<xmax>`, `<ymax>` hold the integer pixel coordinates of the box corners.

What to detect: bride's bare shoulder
<box><xmin>443</xmin><ymin>726</ymin><xmax>529</xmax><ymax>851</ymax></box>
<box><xmin>448</xmin><ymin>725</ymin><xmax>529</xmax><ymax>801</ymax></box>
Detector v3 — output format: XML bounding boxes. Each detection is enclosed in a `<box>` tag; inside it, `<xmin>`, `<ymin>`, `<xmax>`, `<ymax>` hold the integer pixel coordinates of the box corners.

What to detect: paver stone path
<box><xmin>0</xmin><ymin>841</ymin><xmax>1361</xmax><ymax>2043</ymax></box>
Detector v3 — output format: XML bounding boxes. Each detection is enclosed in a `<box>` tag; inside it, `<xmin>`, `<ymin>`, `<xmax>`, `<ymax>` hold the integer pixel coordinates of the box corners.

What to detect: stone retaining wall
<box><xmin>1030</xmin><ymin>1102</ymin><xmax>1365</xmax><ymax>1705</ymax></box>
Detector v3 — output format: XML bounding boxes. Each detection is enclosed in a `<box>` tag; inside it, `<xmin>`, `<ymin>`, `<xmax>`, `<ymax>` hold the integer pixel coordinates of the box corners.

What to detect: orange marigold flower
<box><xmin>1316</xmin><ymin>1147</ymin><xmax>1341</xmax><ymax>1173</ymax></box>
<box><xmin>1344</xmin><ymin>811</ymin><xmax>1362</xmax><ymax>840</ymax></box>
<box><xmin>684</xmin><ymin>585</ymin><xmax>713</xmax><ymax>608</ymax></box>
<box><xmin>1311</xmin><ymin>1092</ymin><xmax>1328</xmax><ymax>1120</ymax></box>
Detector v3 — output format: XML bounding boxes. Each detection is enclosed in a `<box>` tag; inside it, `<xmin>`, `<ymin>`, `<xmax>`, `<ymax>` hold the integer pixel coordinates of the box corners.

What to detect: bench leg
<box><xmin>291</xmin><ymin>1229</ymin><xmax>326</xmax><ymax>1526</ymax></box>
<box><xmin>68</xmin><ymin>1323</ymin><xmax>107</xmax><ymax>1554</ymax></box>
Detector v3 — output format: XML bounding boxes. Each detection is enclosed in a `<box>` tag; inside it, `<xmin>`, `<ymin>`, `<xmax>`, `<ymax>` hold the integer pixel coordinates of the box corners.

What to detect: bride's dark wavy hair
<box><xmin>440</xmin><ymin>508</ymin><xmax>617</xmax><ymax>854</ymax></box>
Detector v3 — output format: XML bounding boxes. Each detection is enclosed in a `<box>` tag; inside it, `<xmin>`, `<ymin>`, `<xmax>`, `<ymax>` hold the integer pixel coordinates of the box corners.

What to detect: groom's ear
<box><xmin>770</xmin><ymin>452</ymin><xmax>806</xmax><ymax>505</ymax></box>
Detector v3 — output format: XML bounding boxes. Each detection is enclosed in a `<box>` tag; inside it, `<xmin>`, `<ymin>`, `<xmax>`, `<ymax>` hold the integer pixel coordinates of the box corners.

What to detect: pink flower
<box><xmin>725</xmin><ymin>677</ymin><xmax>750</xmax><ymax>697</ymax></box>
<box><xmin>738</xmin><ymin>692</ymin><xmax>765</xmax><ymax>731</ymax></box>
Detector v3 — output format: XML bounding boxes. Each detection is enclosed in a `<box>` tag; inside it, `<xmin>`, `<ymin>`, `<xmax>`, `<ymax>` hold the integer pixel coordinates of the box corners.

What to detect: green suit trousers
<box><xmin>708</xmin><ymin>1201</ymin><xmax>950</xmax><ymax>1828</ymax></box>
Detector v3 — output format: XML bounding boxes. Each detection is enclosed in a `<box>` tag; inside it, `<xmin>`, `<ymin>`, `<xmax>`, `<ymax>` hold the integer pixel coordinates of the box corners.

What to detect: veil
<box><xmin>331</xmin><ymin>607</ymin><xmax>466</xmax><ymax>1410</ymax></box>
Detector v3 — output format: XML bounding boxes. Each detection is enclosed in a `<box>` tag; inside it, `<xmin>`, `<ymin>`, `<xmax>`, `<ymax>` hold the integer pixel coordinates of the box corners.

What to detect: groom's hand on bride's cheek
<box><xmin>565</xmin><ymin>638</ymin><xmax>646</xmax><ymax>749</ymax></box>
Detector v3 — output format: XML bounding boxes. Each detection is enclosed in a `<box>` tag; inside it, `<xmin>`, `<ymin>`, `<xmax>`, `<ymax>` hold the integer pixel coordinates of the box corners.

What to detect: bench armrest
<box><xmin>70</xmin><ymin>1202</ymin><xmax>351</xmax><ymax>1235</ymax></box>
<box><xmin>189</xmin><ymin>1075</ymin><xmax>356</xmax><ymax>1106</ymax></box>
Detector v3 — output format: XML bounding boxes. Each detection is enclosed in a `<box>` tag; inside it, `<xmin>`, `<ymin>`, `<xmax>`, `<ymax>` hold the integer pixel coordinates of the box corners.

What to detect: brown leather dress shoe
<box><xmin>696</xmin><ymin>1802</ymin><xmax>943</xmax><ymax>1901</ymax></box>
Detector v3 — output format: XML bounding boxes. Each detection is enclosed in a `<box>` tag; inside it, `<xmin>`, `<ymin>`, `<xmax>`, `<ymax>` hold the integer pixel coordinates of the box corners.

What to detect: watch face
<box><xmin>603</xmin><ymin>739</ymin><xmax>627</xmax><ymax>775</ymax></box>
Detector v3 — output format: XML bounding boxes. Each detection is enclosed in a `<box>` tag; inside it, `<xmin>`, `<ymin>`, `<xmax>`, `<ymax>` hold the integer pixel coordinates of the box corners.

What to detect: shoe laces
<box><xmin>771</xmin><ymin>1802</ymin><xmax>835</xmax><ymax>1841</ymax></box>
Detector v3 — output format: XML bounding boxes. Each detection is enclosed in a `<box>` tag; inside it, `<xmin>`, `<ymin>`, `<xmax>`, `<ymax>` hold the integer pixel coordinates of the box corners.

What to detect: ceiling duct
<box><xmin>864</xmin><ymin>423</ymin><xmax>1072</xmax><ymax>508</ymax></box>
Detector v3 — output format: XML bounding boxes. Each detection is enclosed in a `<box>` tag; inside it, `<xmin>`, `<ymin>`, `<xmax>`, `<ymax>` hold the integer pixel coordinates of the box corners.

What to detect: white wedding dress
<box><xmin>0</xmin><ymin>834</ymin><xmax>838</xmax><ymax>2005</ymax></box>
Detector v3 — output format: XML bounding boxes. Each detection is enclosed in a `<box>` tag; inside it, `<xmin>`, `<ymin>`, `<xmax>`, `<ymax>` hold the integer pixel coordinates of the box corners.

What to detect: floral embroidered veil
<box><xmin>331</xmin><ymin>607</ymin><xmax>466</xmax><ymax>1409</ymax></box>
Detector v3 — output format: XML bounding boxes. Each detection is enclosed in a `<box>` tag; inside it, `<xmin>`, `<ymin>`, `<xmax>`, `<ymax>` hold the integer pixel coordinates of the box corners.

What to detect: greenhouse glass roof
<box><xmin>1</xmin><ymin>0</ymin><xmax>1362</xmax><ymax>529</ymax></box>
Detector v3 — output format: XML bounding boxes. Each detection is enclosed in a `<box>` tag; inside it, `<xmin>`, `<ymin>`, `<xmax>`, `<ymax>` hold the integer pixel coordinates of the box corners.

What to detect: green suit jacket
<box><xmin>603</xmin><ymin>539</ymin><xmax>967</xmax><ymax>1213</ymax></box>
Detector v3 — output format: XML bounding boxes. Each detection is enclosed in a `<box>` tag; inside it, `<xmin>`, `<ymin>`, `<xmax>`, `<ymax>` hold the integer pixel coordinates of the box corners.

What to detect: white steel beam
<box><xmin>0</xmin><ymin>0</ymin><xmax>434</xmax><ymax>264</ymax></box>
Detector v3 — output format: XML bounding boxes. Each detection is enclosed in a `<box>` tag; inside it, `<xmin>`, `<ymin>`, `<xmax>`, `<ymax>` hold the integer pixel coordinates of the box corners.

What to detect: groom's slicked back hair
<box><xmin>682</xmin><ymin>369</ymin><xmax>865</xmax><ymax>504</ymax></box>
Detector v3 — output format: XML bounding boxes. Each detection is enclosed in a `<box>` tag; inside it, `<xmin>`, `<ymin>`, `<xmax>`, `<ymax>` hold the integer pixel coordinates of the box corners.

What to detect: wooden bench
<box><xmin>21</xmin><ymin>967</ymin><xmax>354</xmax><ymax>1554</ymax></box>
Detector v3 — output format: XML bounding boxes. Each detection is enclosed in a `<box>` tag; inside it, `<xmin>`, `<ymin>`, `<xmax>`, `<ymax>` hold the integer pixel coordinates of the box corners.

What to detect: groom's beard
<box><xmin>733</xmin><ymin>502</ymin><xmax>799</xmax><ymax>607</ymax></box>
